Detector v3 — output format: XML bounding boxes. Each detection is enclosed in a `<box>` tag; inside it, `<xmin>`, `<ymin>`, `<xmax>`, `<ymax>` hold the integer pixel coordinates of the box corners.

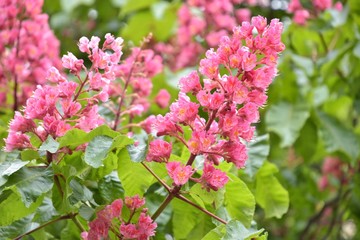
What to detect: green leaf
<box><xmin>266</xmin><ymin>101</ymin><xmax>310</xmax><ymax>147</ymax></box>
<box><xmin>201</xmin><ymin>224</ymin><xmax>226</xmax><ymax>240</ymax></box>
<box><xmin>172</xmin><ymin>198</ymin><xmax>201</xmax><ymax>239</ymax></box>
<box><xmin>20</xmin><ymin>149</ymin><xmax>40</xmax><ymax>161</ymax></box>
<box><xmin>4</xmin><ymin>167</ymin><xmax>53</xmax><ymax>207</ymax></box>
<box><xmin>294</xmin><ymin>119</ymin><xmax>318</xmax><ymax>162</ymax></box>
<box><xmin>39</xmin><ymin>135</ymin><xmax>59</xmax><ymax>153</ymax></box>
<box><xmin>127</xmin><ymin>143</ymin><xmax>148</xmax><ymax>163</ymax></box>
<box><xmin>120</xmin><ymin>0</ymin><xmax>158</xmax><ymax>15</ymax></box>
<box><xmin>190</xmin><ymin>183</ymin><xmax>217</xmax><ymax>207</ymax></box>
<box><xmin>84</xmin><ymin>135</ymin><xmax>113</xmax><ymax>168</ymax></box>
<box><xmin>0</xmin><ymin>190</ymin><xmax>43</xmax><ymax>226</ymax></box>
<box><xmin>317</xmin><ymin>111</ymin><xmax>360</xmax><ymax>162</ymax></box>
<box><xmin>68</xmin><ymin>179</ymin><xmax>94</xmax><ymax>205</ymax></box>
<box><xmin>245</xmin><ymin>134</ymin><xmax>269</xmax><ymax>178</ymax></box>
<box><xmin>255</xmin><ymin>162</ymin><xmax>289</xmax><ymax>218</ymax></box>
<box><xmin>224</xmin><ymin>174</ymin><xmax>255</xmax><ymax>227</ymax></box>
<box><xmin>0</xmin><ymin>158</ymin><xmax>28</xmax><ymax>187</ymax></box>
<box><xmin>117</xmin><ymin>149</ymin><xmax>153</xmax><ymax>196</ymax></box>
<box><xmin>33</xmin><ymin>197</ymin><xmax>58</xmax><ymax>223</ymax></box>
<box><xmin>223</xmin><ymin>220</ymin><xmax>267</xmax><ymax>240</ymax></box>
<box><xmin>0</xmin><ymin>214</ymin><xmax>34</xmax><ymax>238</ymax></box>
<box><xmin>58</xmin><ymin>125</ymin><xmax>119</xmax><ymax>149</ymax></box>
<box><xmin>98</xmin><ymin>172</ymin><xmax>124</xmax><ymax>203</ymax></box>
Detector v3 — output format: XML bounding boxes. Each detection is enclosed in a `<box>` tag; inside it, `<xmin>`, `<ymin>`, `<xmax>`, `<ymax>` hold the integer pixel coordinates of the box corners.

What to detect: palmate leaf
<box><xmin>3</xmin><ymin>166</ymin><xmax>53</xmax><ymax>208</ymax></box>
<box><xmin>224</xmin><ymin>174</ymin><xmax>255</xmax><ymax>228</ymax></box>
<box><xmin>255</xmin><ymin>161</ymin><xmax>289</xmax><ymax>219</ymax></box>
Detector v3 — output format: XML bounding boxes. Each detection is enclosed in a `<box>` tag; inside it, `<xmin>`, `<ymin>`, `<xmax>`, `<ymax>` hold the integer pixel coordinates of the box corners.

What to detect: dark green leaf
<box><xmin>126</xmin><ymin>143</ymin><xmax>148</xmax><ymax>163</ymax></box>
<box><xmin>84</xmin><ymin>135</ymin><xmax>113</xmax><ymax>168</ymax></box>
<box><xmin>98</xmin><ymin>172</ymin><xmax>124</xmax><ymax>203</ymax></box>
<box><xmin>4</xmin><ymin>167</ymin><xmax>53</xmax><ymax>207</ymax></box>
<box><xmin>0</xmin><ymin>158</ymin><xmax>28</xmax><ymax>186</ymax></box>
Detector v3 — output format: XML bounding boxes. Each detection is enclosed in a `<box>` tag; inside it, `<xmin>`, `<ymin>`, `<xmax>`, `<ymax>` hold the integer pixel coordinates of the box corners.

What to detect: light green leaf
<box><xmin>201</xmin><ymin>224</ymin><xmax>226</xmax><ymax>240</ymax></box>
<box><xmin>190</xmin><ymin>183</ymin><xmax>217</xmax><ymax>206</ymax></box>
<box><xmin>0</xmin><ymin>214</ymin><xmax>34</xmax><ymax>238</ymax></box>
<box><xmin>33</xmin><ymin>197</ymin><xmax>58</xmax><ymax>223</ymax></box>
<box><xmin>20</xmin><ymin>149</ymin><xmax>40</xmax><ymax>161</ymax></box>
<box><xmin>60</xmin><ymin>0</ymin><xmax>94</xmax><ymax>13</ymax></box>
<box><xmin>224</xmin><ymin>174</ymin><xmax>255</xmax><ymax>227</ymax></box>
<box><xmin>39</xmin><ymin>135</ymin><xmax>60</xmax><ymax>153</ymax></box>
<box><xmin>84</xmin><ymin>135</ymin><xmax>113</xmax><ymax>168</ymax></box>
<box><xmin>4</xmin><ymin>167</ymin><xmax>53</xmax><ymax>207</ymax></box>
<box><xmin>255</xmin><ymin>162</ymin><xmax>289</xmax><ymax>218</ymax></box>
<box><xmin>266</xmin><ymin>101</ymin><xmax>309</xmax><ymax>147</ymax></box>
<box><xmin>223</xmin><ymin>220</ymin><xmax>267</xmax><ymax>240</ymax></box>
<box><xmin>120</xmin><ymin>0</ymin><xmax>158</xmax><ymax>15</ymax></box>
<box><xmin>245</xmin><ymin>134</ymin><xmax>269</xmax><ymax>178</ymax></box>
<box><xmin>172</xmin><ymin>198</ymin><xmax>201</xmax><ymax>239</ymax></box>
<box><xmin>0</xmin><ymin>190</ymin><xmax>43</xmax><ymax>226</ymax></box>
<box><xmin>317</xmin><ymin>111</ymin><xmax>360</xmax><ymax>162</ymax></box>
<box><xmin>117</xmin><ymin>149</ymin><xmax>153</xmax><ymax>196</ymax></box>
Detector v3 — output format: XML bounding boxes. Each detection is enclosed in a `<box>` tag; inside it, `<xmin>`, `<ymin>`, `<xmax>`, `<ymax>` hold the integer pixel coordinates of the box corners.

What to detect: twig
<box><xmin>141</xmin><ymin>162</ymin><xmax>171</xmax><ymax>192</ymax></box>
<box><xmin>176</xmin><ymin>194</ymin><xmax>228</xmax><ymax>224</ymax></box>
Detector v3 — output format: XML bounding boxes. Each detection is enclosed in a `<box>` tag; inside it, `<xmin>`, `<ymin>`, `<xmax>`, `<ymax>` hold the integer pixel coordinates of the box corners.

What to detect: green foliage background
<box><xmin>0</xmin><ymin>0</ymin><xmax>360</xmax><ymax>239</ymax></box>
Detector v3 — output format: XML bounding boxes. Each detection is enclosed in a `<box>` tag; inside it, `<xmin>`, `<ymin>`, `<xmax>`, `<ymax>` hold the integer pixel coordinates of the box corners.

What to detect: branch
<box><xmin>14</xmin><ymin>213</ymin><xmax>76</xmax><ymax>240</ymax></box>
<box><xmin>141</xmin><ymin>162</ymin><xmax>171</xmax><ymax>192</ymax></box>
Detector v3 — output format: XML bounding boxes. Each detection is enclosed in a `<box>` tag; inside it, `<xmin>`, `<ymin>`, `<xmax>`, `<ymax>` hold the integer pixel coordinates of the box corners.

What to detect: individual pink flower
<box><xmin>110</xmin><ymin>199</ymin><xmax>123</xmax><ymax>217</ymax></box>
<box><xmin>4</xmin><ymin>131</ymin><xmax>32</xmax><ymax>152</ymax></box>
<box><xmin>62</xmin><ymin>52</ymin><xmax>84</xmax><ymax>73</ymax></box>
<box><xmin>120</xmin><ymin>223</ymin><xmax>140</xmax><ymax>239</ymax></box>
<box><xmin>155</xmin><ymin>89</ymin><xmax>171</xmax><ymax>109</ymax></box>
<box><xmin>221</xmin><ymin>141</ymin><xmax>248</xmax><ymax>168</ymax></box>
<box><xmin>179</xmin><ymin>71</ymin><xmax>202</xmax><ymax>94</ymax></box>
<box><xmin>293</xmin><ymin>9</ymin><xmax>310</xmax><ymax>25</ymax></box>
<box><xmin>9</xmin><ymin>112</ymin><xmax>36</xmax><ymax>133</ymax></box>
<box><xmin>138</xmin><ymin>212</ymin><xmax>157</xmax><ymax>238</ymax></box>
<box><xmin>313</xmin><ymin>0</ymin><xmax>332</xmax><ymax>11</ymax></box>
<box><xmin>153</xmin><ymin>114</ymin><xmax>183</xmax><ymax>137</ymax></box>
<box><xmin>125</xmin><ymin>195</ymin><xmax>145</xmax><ymax>210</ymax></box>
<box><xmin>169</xmin><ymin>93</ymin><xmax>199</xmax><ymax>123</ymax></box>
<box><xmin>166</xmin><ymin>161</ymin><xmax>194</xmax><ymax>186</ymax></box>
<box><xmin>146</xmin><ymin>139</ymin><xmax>172</xmax><ymax>163</ymax></box>
<box><xmin>200</xmin><ymin>162</ymin><xmax>229</xmax><ymax>191</ymax></box>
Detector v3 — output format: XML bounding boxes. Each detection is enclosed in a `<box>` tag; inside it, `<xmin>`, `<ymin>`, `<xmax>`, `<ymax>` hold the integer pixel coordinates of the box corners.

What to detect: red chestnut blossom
<box><xmin>146</xmin><ymin>139</ymin><xmax>172</xmax><ymax>163</ymax></box>
<box><xmin>166</xmin><ymin>161</ymin><xmax>194</xmax><ymax>186</ymax></box>
<box><xmin>153</xmin><ymin>16</ymin><xmax>284</xmax><ymax>190</ymax></box>
<box><xmin>200</xmin><ymin>162</ymin><xmax>229</xmax><ymax>191</ymax></box>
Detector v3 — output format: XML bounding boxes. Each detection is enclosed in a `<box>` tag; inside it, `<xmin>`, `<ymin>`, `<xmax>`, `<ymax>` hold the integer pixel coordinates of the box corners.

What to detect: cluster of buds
<box><xmin>0</xmin><ymin>0</ymin><xmax>61</xmax><ymax>109</ymax></box>
<box><xmin>156</xmin><ymin>0</ymin><xmax>259</xmax><ymax>71</ymax></box>
<box><xmin>146</xmin><ymin>16</ymin><xmax>285</xmax><ymax>191</ymax></box>
<box><xmin>81</xmin><ymin>195</ymin><xmax>157</xmax><ymax>240</ymax></box>
<box><xmin>288</xmin><ymin>0</ymin><xmax>343</xmax><ymax>25</ymax></box>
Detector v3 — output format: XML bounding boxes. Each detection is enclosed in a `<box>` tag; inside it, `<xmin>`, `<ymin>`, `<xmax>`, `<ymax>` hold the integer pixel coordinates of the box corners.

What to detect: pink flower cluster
<box><xmin>146</xmin><ymin>16</ymin><xmax>285</xmax><ymax>191</ymax></box>
<box><xmin>4</xmin><ymin>34</ymin><xmax>124</xmax><ymax>152</ymax></box>
<box><xmin>156</xmin><ymin>0</ymin><xmax>257</xmax><ymax>71</ymax></box>
<box><xmin>0</xmin><ymin>0</ymin><xmax>61</xmax><ymax>108</ymax></box>
<box><xmin>82</xmin><ymin>195</ymin><xmax>157</xmax><ymax>240</ymax></box>
<box><xmin>288</xmin><ymin>0</ymin><xmax>343</xmax><ymax>25</ymax></box>
<box><xmin>4</xmin><ymin>32</ymin><xmax>167</xmax><ymax>152</ymax></box>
